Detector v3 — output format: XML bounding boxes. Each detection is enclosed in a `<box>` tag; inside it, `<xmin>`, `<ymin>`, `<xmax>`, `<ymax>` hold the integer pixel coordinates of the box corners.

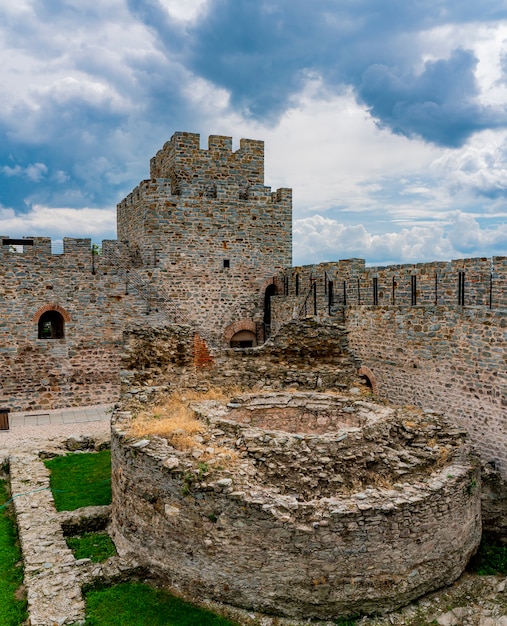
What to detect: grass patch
<box><xmin>468</xmin><ymin>535</ymin><xmax>507</xmax><ymax>575</ymax></box>
<box><xmin>44</xmin><ymin>450</ymin><xmax>112</xmax><ymax>511</ymax></box>
<box><xmin>0</xmin><ymin>480</ymin><xmax>28</xmax><ymax>626</ymax></box>
<box><xmin>66</xmin><ymin>531</ymin><xmax>117</xmax><ymax>563</ymax></box>
<box><xmin>84</xmin><ymin>581</ymin><xmax>239</xmax><ymax>625</ymax></box>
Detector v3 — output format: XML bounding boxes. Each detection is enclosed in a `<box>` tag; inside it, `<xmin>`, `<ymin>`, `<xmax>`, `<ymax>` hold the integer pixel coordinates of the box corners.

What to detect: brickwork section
<box><xmin>193</xmin><ymin>333</ymin><xmax>214</xmax><ymax>367</ymax></box>
<box><xmin>117</xmin><ymin>132</ymin><xmax>292</xmax><ymax>346</ymax></box>
<box><xmin>111</xmin><ymin>394</ymin><xmax>481</xmax><ymax>619</ymax></box>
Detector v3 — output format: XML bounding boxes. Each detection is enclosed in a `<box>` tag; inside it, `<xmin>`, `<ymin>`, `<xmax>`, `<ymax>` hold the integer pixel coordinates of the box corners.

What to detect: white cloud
<box><xmin>0</xmin><ymin>205</ymin><xmax>116</xmax><ymax>240</ymax></box>
<box><xmin>293</xmin><ymin>212</ymin><xmax>505</xmax><ymax>265</ymax></box>
<box><xmin>38</xmin><ymin>76</ymin><xmax>130</xmax><ymax>112</ymax></box>
<box><xmin>158</xmin><ymin>0</ymin><xmax>209</xmax><ymax>23</ymax></box>
<box><xmin>447</xmin><ymin>211</ymin><xmax>507</xmax><ymax>252</ymax></box>
<box><xmin>431</xmin><ymin>129</ymin><xmax>507</xmax><ymax>197</ymax></box>
<box><xmin>2</xmin><ymin>162</ymin><xmax>48</xmax><ymax>181</ymax></box>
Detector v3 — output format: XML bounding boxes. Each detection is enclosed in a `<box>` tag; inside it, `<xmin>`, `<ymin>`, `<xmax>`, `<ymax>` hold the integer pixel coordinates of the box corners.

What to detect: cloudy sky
<box><xmin>1</xmin><ymin>0</ymin><xmax>507</xmax><ymax>265</ymax></box>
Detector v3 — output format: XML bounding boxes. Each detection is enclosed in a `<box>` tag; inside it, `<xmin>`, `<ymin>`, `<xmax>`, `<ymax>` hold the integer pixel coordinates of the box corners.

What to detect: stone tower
<box><xmin>117</xmin><ymin>131</ymin><xmax>292</xmax><ymax>347</ymax></box>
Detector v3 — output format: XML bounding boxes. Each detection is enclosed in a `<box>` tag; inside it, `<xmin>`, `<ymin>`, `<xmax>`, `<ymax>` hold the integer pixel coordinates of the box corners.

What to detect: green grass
<box><xmin>66</xmin><ymin>531</ymin><xmax>117</xmax><ymax>563</ymax></box>
<box><xmin>0</xmin><ymin>480</ymin><xmax>28</xmax><ymax>626</ymax></box>
<box><xmin>468</xmin><ymin>535</ymin><xmax>507</xmax><ymax>575</ymax></box>
<box><xmin>84</xmin><ymin>581</ymin><xmax>239</xmax><ymax>625</ymax></box>
<box><xmin>44</xmin><ymin>450</ymin><xmax>112</xmax><ymax>511</ymax></box>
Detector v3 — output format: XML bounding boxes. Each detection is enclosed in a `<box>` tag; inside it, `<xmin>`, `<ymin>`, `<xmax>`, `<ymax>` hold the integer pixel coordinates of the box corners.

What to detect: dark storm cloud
<box><xmin>0</xmin><ymin>0</ymin><xmax>198</xmax><ymax>215</ymax></box>
<box><xmin>174</xmin><ymin>0</ymin><xmax>507</xmax><ymax>146</ymax></box>
<box><xmin>358</xmin><ymin>49</ymin><xmax>504</xmax><ymax>147</ymax></box>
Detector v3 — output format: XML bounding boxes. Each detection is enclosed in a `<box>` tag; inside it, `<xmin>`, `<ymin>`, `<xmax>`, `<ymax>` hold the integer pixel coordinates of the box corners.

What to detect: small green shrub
<box><xmin>84</xmin><ymin>581</ymin><xmax>239</xmax><ymax>625</ymax></box>
<box><xmin>66</xmin><ymin>532</ymin><xmax>117</xmax><ymax>563</ymax></box>
<box><xmin>44</xmin><ymin>450</ymin><xmax>112</xmax><ymax>511</ymax></box>
<box><xmin>468</xmin><ymin>535</ymin><xmax>507</xmax><ymax>575</ymax></box>
<box><xmin>335</xmin><ymin>617</ymin><xmax>357</xmax><ymax>626</ymax></box>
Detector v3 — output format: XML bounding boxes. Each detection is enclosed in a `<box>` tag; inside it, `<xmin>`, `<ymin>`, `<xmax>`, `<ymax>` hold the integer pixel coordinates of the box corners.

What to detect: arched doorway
<box><xmin>263</xmin><ymin>283</ymin><xmax>277</xmax><ymax>339</ymax></box>
<box><xmin>223</xmin><ymin>320</ymin><xmax>258</xmax><ymax>348</ymax></box>
<box><xmin>230</xmin><ymin>330</ymin><xmax>257</xmax><ymax>348</ymax></box>
<box><xmin>358</xmin><ymin>366</ymin><xmax>378</xmax><ymax>395</ymax></box>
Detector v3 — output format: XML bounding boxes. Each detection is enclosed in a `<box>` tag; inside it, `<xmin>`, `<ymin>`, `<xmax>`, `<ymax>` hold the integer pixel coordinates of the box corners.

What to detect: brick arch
<box><xmin>258</xmin><ymin>277</ymin><xmax>279</xmax><ymax>299</ymax></box>
<box><xmin>223</xmin><ymin>319</ymin><xmax>257</xmax><ymax>344</ymax></box>
<box><xmin>358</xmin><ymin>365</ymin><xmax>378</xmax><ymax>395</ymax></box>
<box><xmin>32</xmin><ymin>304</ymin><xmax>72</xmax><ymax>323</ymax></box>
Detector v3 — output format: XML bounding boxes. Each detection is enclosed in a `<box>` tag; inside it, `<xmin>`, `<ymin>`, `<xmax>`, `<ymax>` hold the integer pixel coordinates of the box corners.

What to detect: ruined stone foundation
<box><xmin>111</xmin><ymin>392</ymin><xmax>481</xmax><ymax>620</ymax></box>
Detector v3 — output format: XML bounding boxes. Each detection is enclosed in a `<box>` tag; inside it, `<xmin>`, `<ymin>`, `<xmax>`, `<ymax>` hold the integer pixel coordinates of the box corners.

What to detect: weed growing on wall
<box><xmin>468</xmin><ymin>536</ymin><xmax>507</xmax><ymax>575</ymax></box>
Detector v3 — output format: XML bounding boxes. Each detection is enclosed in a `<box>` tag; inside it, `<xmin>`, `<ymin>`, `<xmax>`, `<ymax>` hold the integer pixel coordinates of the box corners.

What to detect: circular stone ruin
<box><xmin>110</xmin><ymin>392</ymin><xmax>481</xmax><ymax>620</ymax></box>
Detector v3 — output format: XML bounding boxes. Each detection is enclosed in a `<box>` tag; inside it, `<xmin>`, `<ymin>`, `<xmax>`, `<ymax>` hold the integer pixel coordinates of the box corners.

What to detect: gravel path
<box><xmin>0</xmin><ymin>421</ymin><xmax>110</xmax><ymax>454</ymax></box>
<box><xmin>0</xmin><ymin>405</ymin><xmax>111</xmax><ymax>454</ymax></box>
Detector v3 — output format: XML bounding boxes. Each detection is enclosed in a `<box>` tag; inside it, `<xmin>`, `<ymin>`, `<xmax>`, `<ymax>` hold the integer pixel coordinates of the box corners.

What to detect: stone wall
<box><xmin>116</xmin><ymin>132</ymin><xmax>292</xmax><ymax>347</ymax></box>
<box><xmin>110</xmin><ymin>393</ymin><xmax>481</xmax><ymax>619</ymax></box>
<box><xmin>270</xmin><ymin>258</ymin><xmax>506</xmax><ymax>479</ymax></box>
<box><xmin>120</xmin><ymin>319</ymin><xmax>362</xmax><ymax>398</ymax></box>
<box><xmin>276</xmin><ymin>256</ymin><xmax>507</xmax><ymax>320</ymax></box>
<box><xmin>344</xmin><ymin>305</ymin><xmax>507</xmax><ymax>473</ymax></box>
<box><xmin>0</xmin><ymin>237</ymin><xmax>155</xmax><ymax>410</ymax></box>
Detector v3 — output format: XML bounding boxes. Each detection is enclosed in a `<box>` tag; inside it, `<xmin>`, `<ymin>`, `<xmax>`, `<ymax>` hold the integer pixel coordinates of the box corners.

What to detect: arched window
<box><xmin>38</xmin><ymin>310</ymin><xmax>65</xmax><ymax>339</ymax></box>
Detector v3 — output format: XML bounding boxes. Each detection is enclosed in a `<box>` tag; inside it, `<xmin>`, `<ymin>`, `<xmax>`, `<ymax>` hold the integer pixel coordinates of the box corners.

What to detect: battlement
<box><xmin>278</xmin><ymin>256</ymin><xmax>507</xmax><ymax>313</ymax></box>
<box><xmin>0</xmin><ymin>236</ymin><xmax>94</xmax><ymax>258</ymax></box>
<box><xmin>149</xmin><ymin>131</ymin><xmax>264</xmax><ymax>191</ymax></box>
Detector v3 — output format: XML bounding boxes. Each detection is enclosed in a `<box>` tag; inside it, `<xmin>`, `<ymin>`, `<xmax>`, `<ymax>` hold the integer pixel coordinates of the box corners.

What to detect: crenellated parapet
<box><xmin>148</xmin><ymin>131</ymin><xmax>267</xmax><ymax>198</ymax></box>
<box><xmin>0</xmin><ymin>236</ymin><xmax>96</xmax><ymax>262</ymax></box>
<box><xmin>276</xmin><ymin>255</ymin><xmax>507</xmax><ymax>314</ymax></box>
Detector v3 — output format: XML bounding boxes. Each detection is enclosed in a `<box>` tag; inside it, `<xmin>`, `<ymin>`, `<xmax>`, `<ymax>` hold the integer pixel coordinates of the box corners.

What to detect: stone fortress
<box><xmin>1</xmin><ymin>131</ymin><xmax>506</xmax><ymax>619</ymax></box>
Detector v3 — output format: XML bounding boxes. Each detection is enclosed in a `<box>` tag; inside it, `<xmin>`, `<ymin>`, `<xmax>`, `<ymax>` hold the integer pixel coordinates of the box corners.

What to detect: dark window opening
<box><xmin>295</xmin><ymin>274</ymin><xmax>299</xmax><ymax>296</ymax></box>
<box><xmin>38</xmin><ymin>311</ymin><xmax>65</xmax><ymax>339</ymax></box>
<box><xmin>264</xmin><ymin>283</ymin><xmax>277</xmax><ymax>339</ymax></box>
<box><xmin>373</xmin><ymin>277</ymin><xmax>378</xmax><ymax>305</ymax></box>
<box><xmin>360</xmin><ymin>374</ymin><xmax>373</xmax><ymax>390</ymax></box>
<box><xmin>230</xmin><ymin>330</ymin><xmax>256</xmax><ymax>349</ymax></box>
<box><xmin>223</xmin><ymin>259</ymin><xmax>230</xmax><ymax>269</ymax></box>
<box><xmin>458</xmin><ymin>271</ymin><xmax>465</xmax><ymax>306</ymax></box>
<box><xmin>236</xmin><ymin>340</ymin><xmax>253</xmax><ymax>348</ymax></box>
<box><xmin>328</xmin><ymin>280</ymin><xmax>334</xmax><ymax>313</ymax></box>
<box><xmin>411</xmin><ymin>275</ymin><xmax>417</xmax><ymax>306</ymax></box>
